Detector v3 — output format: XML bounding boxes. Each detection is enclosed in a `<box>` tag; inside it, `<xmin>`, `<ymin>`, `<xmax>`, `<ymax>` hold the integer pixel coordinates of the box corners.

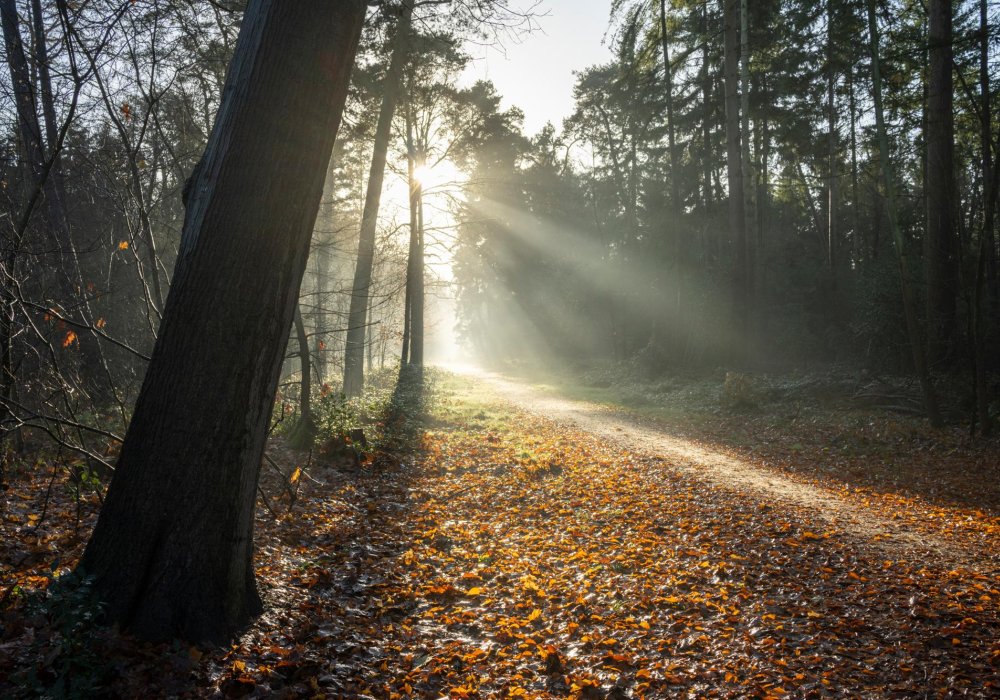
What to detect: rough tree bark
<box><xmin>78</xmin><ymin>0</ymin><xmax>366</xmax><ymax>643</ymax></box>
<box><xmin>343</xmin><ymin>0</ymin><xmax>414</xmax><ymax>397</ymax></box>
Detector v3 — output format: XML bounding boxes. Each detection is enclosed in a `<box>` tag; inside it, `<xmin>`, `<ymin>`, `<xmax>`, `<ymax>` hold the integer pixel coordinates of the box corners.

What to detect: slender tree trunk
<box><xmin>1</xmin><ymin>0</ymin><xmax>45</xmax><ymax>190</ymax></box>
<box><xmin>739</xmin><ymin>0</ymin><xmax>755</xmax><ymax>353</ymax></box>
<box><xmin>410</xmin><ymin>174</ymin><xmax>425</xmax><ymax>367</ymax></box>
<box><xmin>659</xmin><ymin>0</ymin><xmax>679</xmax><ymax>210</ymax></box>
<box><xmin>866</xmin><ymin>0</ymin><xmax>942</xmax><ymax>427</ymax></box>
<box><xmin>849</xmin><ymin>67</ymin><xmax>861</xmax><ymax>265</ymax></box>
<box><xmin>343</xmin><ymin>0</ymin><xmax>414</xmax><ymax>397</ymax></box>
<box><xmin>401</xmin><ymin>111</ymin><xmax>418</xmax><ymax>366</ymax></box>
<box><xmin>925</xmin><ymin>0</ymin><xmax>957</xmax><ymax>366</ymax></box>
<box><xmin>723</xmin><ymin>0</ymin><xmax>748</xmax><ymax>359</ymax></box>
<box><xmin>314</xmin><ymin>234</ymin><xmax>331</xmax><ymax>385</ymax></box>
<box><xmin>0</xmin><ymin>0</ymin><xmax>42</xmax><ymax>428</ymax></box>
<box><xmin>973</xmin><ymin>0</ymin><xmax>995</xmax><ymax>435</ymax></box>
<box><xmin>701</xmin><ymin>2</ymin><xmax>713</xmax><ymax>214</ymax></box>
<box><xmin>78</xmin><ymin>0</ymin><xmax>365</xmax><ymax>643</ymax></box>
<box><xmin>657</xmin><ymin>0</ymin><xmax>683</xmax><ymax>359</ymax></box>
<box><xmin>313</xmin><ymin>157</ymin><xmax>336</xmax><ymax>385</ymax></box>
<box><xmin>826</xmin><ymin>0</ymin><xmax>838</xmax><ymax>276</ymax></box>
<box><xmin>29</xmin><ymin>0</ymin><xmax>58</xmax><ymax>163</ymax></box>
<box><xmin>288</xmin><ymin>305</ymin><xmax>315</xmax><ymax>448</ymax></box>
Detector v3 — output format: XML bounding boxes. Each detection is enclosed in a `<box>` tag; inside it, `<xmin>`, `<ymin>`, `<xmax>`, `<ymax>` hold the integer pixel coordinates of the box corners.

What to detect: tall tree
<box><xmin>78</xmin><ymin>0</ymin><xmax>366</xmax><ymax>643</ymax></box>
<box><xmin>723</xmin><ymin>0</ymin><xmax>748</xmax><ymax>357</ymax></box>
<box><xmin>866</xmin><ymin>0</ymin><xmax>941</xmax><ymax>426</ymax></box>
<box><xmin>973</xmin><ymin>0</ymin><xmax>996</xmax><ymax>435</ymax></box>
<box><xmin>925</xmin><ymin>0</ymin><xmax>956</xmax><ymax>365</ymax></box>
<box><xmin>343</xmin><ymin>0</ymin><xmax>414</xmax><ymax>397</ymax></box>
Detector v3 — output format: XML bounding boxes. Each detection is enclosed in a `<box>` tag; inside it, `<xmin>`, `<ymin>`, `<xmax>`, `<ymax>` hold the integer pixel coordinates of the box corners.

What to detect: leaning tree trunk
<box><xmin>925</xmin><ymin>0</ymin><xmax>957</xmax><ymax>367</ymax></box>
<box><xmin>78</xmin><ymin>0</ymin><xmax>366</xmax><ymax>643</ymax></box>
<box><xmin>866</xmin><ymin>0</ymin><xmax>942</xmax><ymax>427</ymax></box>
<box><xmin>343</xmin><ymin>0</ymin><xmax>414</xmax><ymax>397</ymax></box>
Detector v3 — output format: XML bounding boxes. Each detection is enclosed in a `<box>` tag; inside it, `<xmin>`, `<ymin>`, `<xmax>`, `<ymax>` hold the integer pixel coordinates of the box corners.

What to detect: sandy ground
<box><xmin>465</xmin><ymin>369</ymin><xmax>997</xmax><ymax>575</ymax></box>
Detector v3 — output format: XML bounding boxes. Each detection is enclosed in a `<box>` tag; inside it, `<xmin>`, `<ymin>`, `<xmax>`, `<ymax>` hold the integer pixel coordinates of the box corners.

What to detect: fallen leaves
<box><xmin>1</xmin><ymin>372</ymin><xmax>998</xmax><ymax>698</ymax></box>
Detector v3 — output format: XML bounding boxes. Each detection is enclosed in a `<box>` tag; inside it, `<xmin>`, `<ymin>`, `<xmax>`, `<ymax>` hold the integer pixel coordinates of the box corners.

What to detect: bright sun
<box><xmin>413</xmin><ymin>159</ymin><xmax>463</xmax><ymax>190</ymax></box>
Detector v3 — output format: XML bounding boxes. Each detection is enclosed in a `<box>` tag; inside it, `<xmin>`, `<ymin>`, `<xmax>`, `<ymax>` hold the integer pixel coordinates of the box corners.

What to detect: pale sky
<box><xmin>461</xmin><ymin>0</ymin><xmax>615</xmax><ymax>136</ymax></box>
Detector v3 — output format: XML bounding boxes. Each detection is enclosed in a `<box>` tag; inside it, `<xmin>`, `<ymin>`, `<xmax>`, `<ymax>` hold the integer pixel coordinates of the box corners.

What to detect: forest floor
<box><xmin>1</xmin><ymin>367</ymin><xmax>998</xmax><ymax>698</ymax></box>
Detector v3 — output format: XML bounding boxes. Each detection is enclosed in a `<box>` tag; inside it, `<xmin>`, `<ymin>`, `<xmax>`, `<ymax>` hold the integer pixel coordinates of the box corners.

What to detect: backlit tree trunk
<box><xmin>78</xmin><ymin>0</ymin><xmax>366</xmax><ymax>643</ymax></box>
<box><xmin>343</xmin><ymin>0</ymin><xmax>414</xmax><ymax>397</ymax></box>
<box><xmin>723</xmin><ymin>0</ymin><xmax>748</xmax><ymax>358</ymax></box>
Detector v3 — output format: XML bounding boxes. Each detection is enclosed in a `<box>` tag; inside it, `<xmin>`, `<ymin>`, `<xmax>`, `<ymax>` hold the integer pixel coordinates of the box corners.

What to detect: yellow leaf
<box><xmin>527</xmin><ymin>608</ymin><xmax>541</xmax><ymax>622</ymax></box>
<box><xmin>289</xmin><ymin>467</ymin><xmax>302</xmax><ymax>484</ymax></box>
<box><xmin>466</xmin><ymin>587</ymin><xmax>483</xmax><ymax>596</ymax></box>
<box><xmin>118</xmin><ymin>240</ymin><xmax>129</xmax><ymax>250</ymax></box>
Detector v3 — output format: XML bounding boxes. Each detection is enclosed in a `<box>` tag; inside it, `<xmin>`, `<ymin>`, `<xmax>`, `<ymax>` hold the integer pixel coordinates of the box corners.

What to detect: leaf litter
<box><xmin>0</xmin><ymin>371</ymin><xmax>997</xmax><ymax>698</ymax></box>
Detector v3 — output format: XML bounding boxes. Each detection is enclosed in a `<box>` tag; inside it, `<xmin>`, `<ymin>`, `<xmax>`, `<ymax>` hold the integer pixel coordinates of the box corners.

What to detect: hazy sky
<box><xmin>461</xmin><ymin>0</ymin><xmax>615</xmax><ymax>136</ymax></box>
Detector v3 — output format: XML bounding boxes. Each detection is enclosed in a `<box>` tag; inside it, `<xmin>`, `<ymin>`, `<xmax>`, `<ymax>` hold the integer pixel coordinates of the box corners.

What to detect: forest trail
<box><xmin>5</xmin><ymin>368</ymin><xmax>999</xmax><ymax>696</ymax></box>
<box><xmin>465</xmin><ymin>369</ymin><xmax>998</xmax><ymax>576</ymax></box>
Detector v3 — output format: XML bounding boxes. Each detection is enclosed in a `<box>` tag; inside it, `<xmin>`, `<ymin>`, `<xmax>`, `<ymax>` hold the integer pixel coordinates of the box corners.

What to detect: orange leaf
<box><xmin>118</xmin><ymin>240</ymin><xmax>129</xmax><ymax>250</ymax></box>
<box><xmin>62</xmin><ymin>331</ymin><xmax>77</xmax><ymax>348</ymax></box>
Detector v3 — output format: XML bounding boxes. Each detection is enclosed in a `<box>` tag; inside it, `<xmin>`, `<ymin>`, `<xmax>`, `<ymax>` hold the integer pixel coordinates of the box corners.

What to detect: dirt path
<box><xmin>469</xmin><ymin>370</ymin><xmax>997</xmax><ymax>575</ymax></box>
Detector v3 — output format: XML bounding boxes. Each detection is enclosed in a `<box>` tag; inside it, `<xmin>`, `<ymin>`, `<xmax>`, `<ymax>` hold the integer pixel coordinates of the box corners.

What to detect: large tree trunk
<box><xmin>343</xmin><ymin>0</ymin><xmax>414</xmax><ymax>397</ymax></box>
<box><xmin>723</xmin><ymin>0</ymin><xmax>748</xmax><ymax>359</ymax></box>
<box><xmin>78</xmin><ymin>0</ymin><xmax>365</xmax><ymax>643</ymax></box>
<box><xmin>866</xmin><ymin>0</ymin><xmax>942</xmax><ymax>427</ymax></box>
<box><xmin>925</xmin><ymin>0</ymin><xmax>957</xmax><ymax>366</ymax></box>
